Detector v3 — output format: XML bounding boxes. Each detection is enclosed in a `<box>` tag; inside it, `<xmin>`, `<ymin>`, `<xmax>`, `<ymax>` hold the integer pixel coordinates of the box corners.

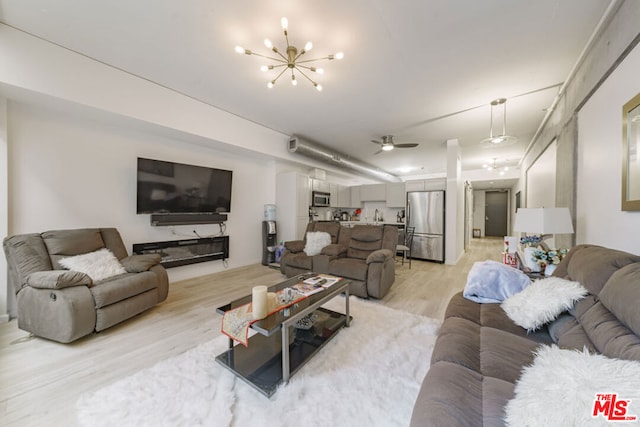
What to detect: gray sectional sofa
<box><xmin>280</xmin><ymin>222</ymin><xmax>398</xmax><ymax>299</ymax></box>
<box><xmin>3</xmin><ymin>228</ymin><xmax>169</xmax><ymax>343</ymax></box>
<box><xmin>411</xmin><ymin>244</ymin><xmax>640</xmax><ymax>426</ymax></box>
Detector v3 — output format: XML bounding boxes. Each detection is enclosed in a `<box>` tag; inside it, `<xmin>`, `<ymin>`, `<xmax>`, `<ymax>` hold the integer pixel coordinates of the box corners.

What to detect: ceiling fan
<box><xmin>371</xmin><ymin>135</ymin><xmax>419</xmax><ymax>155</ymax></box>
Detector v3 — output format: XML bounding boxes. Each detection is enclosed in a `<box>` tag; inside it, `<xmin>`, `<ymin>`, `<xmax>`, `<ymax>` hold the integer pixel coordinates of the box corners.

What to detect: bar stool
<box><xmin>396</xmin><ymin>226</ymin><xmax>415</xmax><ymax>268</ymax></box>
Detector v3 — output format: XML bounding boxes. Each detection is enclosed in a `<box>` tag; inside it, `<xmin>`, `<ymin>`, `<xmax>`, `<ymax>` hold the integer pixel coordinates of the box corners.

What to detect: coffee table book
<box><xmin>215</xmin><ymin>274</ymin><xmax>351</xmax><ymax>397</ymax></box>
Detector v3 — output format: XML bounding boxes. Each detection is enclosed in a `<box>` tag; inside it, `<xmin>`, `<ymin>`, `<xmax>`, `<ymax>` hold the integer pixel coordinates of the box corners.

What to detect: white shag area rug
<box><xmin>76</xmin><ymin>297</ymin><xmax>440</xmax><ymax>427</ymax></box>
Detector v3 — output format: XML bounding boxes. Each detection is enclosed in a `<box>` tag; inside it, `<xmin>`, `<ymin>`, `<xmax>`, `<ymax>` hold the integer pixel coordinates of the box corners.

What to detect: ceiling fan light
<box><xmin>382</xmin><ymin>144</ymin><xmax>394</xmax><ymax>151</ymax></box>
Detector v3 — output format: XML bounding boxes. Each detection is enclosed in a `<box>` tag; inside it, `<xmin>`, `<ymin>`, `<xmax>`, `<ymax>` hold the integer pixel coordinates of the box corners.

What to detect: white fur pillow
<box><xmin>501</xmin><ymin>276</ymin><xmax>588</xmax><ymax>331</ymax></box>
<box><xmin>304</xmin><ymin>231</ymin><xmax>332</xmax><ymax>256</ymax></box>
<box><xmin>505</xmin><ymin>345</ymin><xmax>640</xmax><ymax>426</ymax></box>
<box><xmin>59</xmin><ymin>248</ymin><xmax>127</xmax><ymax>282</ymax></box>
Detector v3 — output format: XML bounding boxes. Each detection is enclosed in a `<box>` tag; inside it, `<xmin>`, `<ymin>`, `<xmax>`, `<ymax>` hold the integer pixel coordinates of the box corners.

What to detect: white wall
<box><xmin>577</xmin><ymin>42</ymin><xmax>640</xmax><ymax>254</ymax></box>
<box><xmin>526</xmin><ymin>140</ymin><xmax>557</xmax><ymax>208</ymax></box>
<box><xmin>7</xmin><ymin>100</ymin><xmax>276</xmax><ymax>284</ymax></box>
<box><xmin>0</xmin><ymin>98</ymin><xmax>8</xmax><ymax>321</ymax></box>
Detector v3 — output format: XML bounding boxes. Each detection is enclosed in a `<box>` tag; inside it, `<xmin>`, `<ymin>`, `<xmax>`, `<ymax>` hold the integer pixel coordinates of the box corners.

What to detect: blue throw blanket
<box><xmin>463</xmin><ymin>260</ymin><xmax>531</xmax><ymax>303</ymax></box>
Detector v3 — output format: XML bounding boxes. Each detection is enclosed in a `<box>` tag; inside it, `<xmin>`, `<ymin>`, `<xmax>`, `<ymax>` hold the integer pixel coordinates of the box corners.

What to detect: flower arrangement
<box><xmin>520</xmin><ymin>235</ymin><xmax>542</xmax><ymax>247</ymax></box>
<box><xmin>532</xmin><ymin>248</ymin><xmax>569</xmax><ymax>267</ymax></box>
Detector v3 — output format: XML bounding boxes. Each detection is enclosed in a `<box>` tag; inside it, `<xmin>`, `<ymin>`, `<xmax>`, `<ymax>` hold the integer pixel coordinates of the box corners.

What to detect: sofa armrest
<box><xmin>120</xmin><ymin>254</ymin><xmax>162</xmax><ymax>273</ymax></box>
<box><xmin>366</xmin><ymin>249</ymin><xmax>394</xmax><ymax>264</ymax></box>
<box><xmin>26</xmin><ymin>270</ymin><xmax>92</xmax><ymax>289</ymax></box>
<box><xmin>321</xmin><ymin>244</ymin><xmax>347</xmax><ymax>257</ymax></box>
<box><xmin>284</xmin><ymin>240</ymin><xmax>305</xmax><ymax>253</ymax></box>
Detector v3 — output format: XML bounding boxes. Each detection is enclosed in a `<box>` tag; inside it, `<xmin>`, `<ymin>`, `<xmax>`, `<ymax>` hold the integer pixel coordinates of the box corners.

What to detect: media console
<box><xmin>133</xmin><ymin>236</ymin><xmax>229</xmax><ymax>268</ymax></box>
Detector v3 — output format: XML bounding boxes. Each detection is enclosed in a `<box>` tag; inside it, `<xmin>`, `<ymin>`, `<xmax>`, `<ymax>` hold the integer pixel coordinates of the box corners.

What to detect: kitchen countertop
<box><xmin>312</xmin><ymin>220</ymin><xmax>405</xmax><ymax>226</ymax></box>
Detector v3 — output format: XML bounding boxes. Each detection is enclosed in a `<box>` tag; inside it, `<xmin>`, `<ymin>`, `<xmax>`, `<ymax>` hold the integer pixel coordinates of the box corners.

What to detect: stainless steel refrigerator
<box><xmin>406</xmin><ymin>190</ymin><xmax>445</xmax><ymax>263</ymax></box>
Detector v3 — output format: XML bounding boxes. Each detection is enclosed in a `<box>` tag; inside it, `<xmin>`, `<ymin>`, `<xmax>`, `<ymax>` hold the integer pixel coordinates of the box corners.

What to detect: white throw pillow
<box><xmin>303</xmin><ymin>231</ymin><xmax>332</xmax><ymax>256</ymax></box>
<box><xmin>505</xmin><ymin>345</ymin><xmax>640</xmax><ymax>426</ymax></box>
<box><xmin>501</xmin><ymin>276</ymin><xmax>588</xmax><ymax>331</ymax></box>
<box><xmin>59</xmin><ymin>248</ymin><xmax>127</xmax><ymax>282</ymax></box>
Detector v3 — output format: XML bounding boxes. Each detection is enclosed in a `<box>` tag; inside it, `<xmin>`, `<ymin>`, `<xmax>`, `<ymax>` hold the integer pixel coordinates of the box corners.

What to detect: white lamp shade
<box><xmin>513</xmin><ymin>207</ymin><xmax>574</xmax><ymax>234</ymax></box>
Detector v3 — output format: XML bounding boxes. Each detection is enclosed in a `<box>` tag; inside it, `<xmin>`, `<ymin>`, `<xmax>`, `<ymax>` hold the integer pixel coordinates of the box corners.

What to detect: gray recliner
<box><xmin>280</xmin><ymin>221</ymin><xmax>342</xmax><ymax>277</ymax></box>
<box><xmin>328</xmin><ymin>225</ymin><xmax>397</xmax><ymax>298</ymax></box>
<box><xmin>280</xmin><ymin>223</ymin><xmax>397</xmax><ymax>299</ymax></box>
<box><xmin>3</xmin><ymin>228</ymin><xmax>169</xmax><ymax>343</ymax></box>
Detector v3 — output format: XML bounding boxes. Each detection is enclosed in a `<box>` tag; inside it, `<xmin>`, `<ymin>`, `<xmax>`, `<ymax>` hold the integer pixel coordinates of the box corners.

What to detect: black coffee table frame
<box><xmin>215</xmin><ymin>275</ymin><xmax>351</xmax><ymax>397</ymax></box>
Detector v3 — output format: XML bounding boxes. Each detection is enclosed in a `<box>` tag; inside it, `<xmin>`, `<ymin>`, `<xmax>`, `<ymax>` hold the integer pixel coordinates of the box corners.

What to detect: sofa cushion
<box><xmin>430</xmin><ymin>317</ymin><xmax>481</xmax><ymax>373</ymax></box>
<box><xmin>89</xmin><ymin>270</ymin><xmax>158</xmax><ymax>308</ymax></box>
<box><xmin>26</xmin><ymin>270</ymin><xmax>92</xmax><ymax>289</ymax></box>
<box><xmin>566</xmin><ymin>245</ymin><xmax>640</xmax><ymax>295</ymax></box>
<box><xmin>120</xmin><ymin>254</ymin><xmax>162</xmax><ymax>273</ymax></box>
<box><xmin>479</xmin><ymin>327</ymin><xmax>541</xmax><ymax>383</ymax></box>
<box><xmin>304</xmin><ymin>231</ymin><xmax>332</xmax><ymax>256</ymax></box>
<box><xmin>557</xmin><ymin>323</ymin><xmax>597</xmax><ymax>352</ymax></box>
<box><xmin>346</xmin><ymin>226</ymin><xmax>383</xmax><ymax>260</ymax></box>
<box><xmin>599</xmin><ymin>263</ymin><xmax>640</xmax><ymax>337</ymax></box>
<box><xmin>501</xmin><ymin>277</ymin><xmax>588</xmax><ymax>331</ymax></box>
<box><xmin>59</xmin><ymin>248</ymin><xmax>127</xmax><ymax>282</ymax></box>
<box><xmin>505</xmin><ymin>345</ymin><xmax>640</xmax><ymax>426</ymax></box>
<box><xmin>281</xmin><ymin>251</ymin><xmax>313</xmax><ymax>271</ymax></box>
<box><xmin>313</xmin><ymin>222</ymin><xmax>341</xmax><ymax>243</ymax></box>
<box><xmin>572</xmin><ymin>300</ymin><xmax>640</xmax><ymax>361</ymax></box>
<box><xmin>411</xmin><ymin>361</ymin><xmax>483</xmax><ymax>427</ymax></box>
<box><xmin>329</xmin><ymin>257</ymin><xmax>368</xmax><ymax>281</ymax></box>
<box><xmin>43</xmin><ymin>229</ymin><xmax>106</xmax><ymax>269</ymax></box>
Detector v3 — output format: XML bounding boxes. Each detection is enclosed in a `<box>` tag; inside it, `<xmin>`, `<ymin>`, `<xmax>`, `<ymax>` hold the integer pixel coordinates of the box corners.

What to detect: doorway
<box><xmin>485</xmin><ymin>191</ymin><xmax>508</xmax><ymax>237</ymax></box>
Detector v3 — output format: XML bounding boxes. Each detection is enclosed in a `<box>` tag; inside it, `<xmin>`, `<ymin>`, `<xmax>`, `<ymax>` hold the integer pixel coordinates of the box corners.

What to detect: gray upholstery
<box><xmin>411</xmin><ymin>244</ymin><xmax>640</xmax><ymax>426</ymax></box>
<box><xmin>3</xmin><ymin>228</ymin><xmax>169</xmax><ymax>343</ymax></box>
<box><xmin>280</xmin><ymin>223</ymin><xmax>398</xmax><ymax>298</ymax></box>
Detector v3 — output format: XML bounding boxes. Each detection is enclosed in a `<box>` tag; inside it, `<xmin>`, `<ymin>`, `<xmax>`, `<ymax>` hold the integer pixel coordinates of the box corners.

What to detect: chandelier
<box><xmin>483</xmin><ymin>158</ymin><xmax>510</xmax><ymax>176</ymax></box>
<box><xmin>481</xmin><ymin>98</ymin><xmax>518</xmax><ymax>146</ymax></box>
<box><xmin>235</xmin><ymin>17</ymin><xmax>344</xmax><ymax>91</ymax></box>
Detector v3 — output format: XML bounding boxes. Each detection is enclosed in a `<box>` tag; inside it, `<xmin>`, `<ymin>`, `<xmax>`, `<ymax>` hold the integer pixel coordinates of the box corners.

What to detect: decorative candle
<box><xmin>252</xmin><ymin>285</ymin><xmax>268</xmax><ymax>319</ymax></box>
<box><xmin>267</xmin><ymin>292</ymin><xmax>277</xmax><ymax>312</ymax></box>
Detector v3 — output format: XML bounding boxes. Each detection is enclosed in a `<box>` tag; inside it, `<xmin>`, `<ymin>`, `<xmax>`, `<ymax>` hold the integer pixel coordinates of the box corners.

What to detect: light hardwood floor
<box><xmin>0</xmin><ymin>237</ymin><xmax>502</xmax><ymax>426</ymax></box>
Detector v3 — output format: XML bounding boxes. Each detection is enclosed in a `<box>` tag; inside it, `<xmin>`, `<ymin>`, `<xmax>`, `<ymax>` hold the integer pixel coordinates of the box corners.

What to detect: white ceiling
<box><xmin>0</xmin><ymin>0</ymin><xmax>612</xmax><ymax>187</ymax></box>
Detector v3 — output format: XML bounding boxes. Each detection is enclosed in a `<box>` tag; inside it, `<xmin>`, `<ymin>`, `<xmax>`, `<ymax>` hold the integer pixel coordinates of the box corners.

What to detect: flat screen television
<box><xmin>136</xmin><ymin>157</ymin><xmax>232</xmax><ymax>214</ymax></box>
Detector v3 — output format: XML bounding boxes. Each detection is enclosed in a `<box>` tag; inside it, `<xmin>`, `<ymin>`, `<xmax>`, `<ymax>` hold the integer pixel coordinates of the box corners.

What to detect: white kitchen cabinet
<box><xmin>350</xmin><ymin>185</ymin><xmax>362</xmax><ymax>206</ymax></box>
<box><xmin>337</xmin><ymin>184</ymin><xmax>351</xmax><ymax>207</ymax></box>
<box><xmin>386</xmin><ymin>183</ymin><xmax>405</xmax><ymax>207</ymax></box>
<box><xmin>360</xmin><ymin>184</ymin><xmax>386</xmax><ymax>201</ymax></box>
<box><xmin>277</xmin><ymin>172</ymin><xmax>310</xmax><ymax>242</ymax></box>
<box><xmin>405</xmin><ymin>178</ymin><xmax>446</xmax><ymax>192</ymax></box>
<box><xmin>405</xmin><ymin>180</ymin><xmax>425</xmax><ymax>192</ymax></box>
<box><xmin>311</xmin><ymin>179</ymin><xmax>331</xmax><ymax>193</ymax></box>
<box><xmin>330</xmin><ymin>183</ymin><xmax>339</xmax><ymax>207</ymax></box>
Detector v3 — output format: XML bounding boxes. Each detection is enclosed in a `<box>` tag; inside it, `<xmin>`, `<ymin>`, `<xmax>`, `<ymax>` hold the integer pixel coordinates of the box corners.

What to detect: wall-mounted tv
<box><xmin>136</xmin><ymin>157</ymin><xmax>232</xmax><ymax>214</ymax></box>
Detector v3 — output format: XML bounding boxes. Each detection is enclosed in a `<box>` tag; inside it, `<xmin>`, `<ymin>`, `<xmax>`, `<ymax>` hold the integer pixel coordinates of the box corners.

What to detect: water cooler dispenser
<box><xmin>262</xmin><ymin>220</ymin><xmax>277</xmax><ymax>266</ymax></box>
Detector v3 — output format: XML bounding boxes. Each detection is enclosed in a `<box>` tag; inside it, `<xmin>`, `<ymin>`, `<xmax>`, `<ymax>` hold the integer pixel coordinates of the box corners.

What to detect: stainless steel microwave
<box><xmin>312</xmin><ymin>191</ymin><xmax>331</xmax><ymax>207</ymax></box>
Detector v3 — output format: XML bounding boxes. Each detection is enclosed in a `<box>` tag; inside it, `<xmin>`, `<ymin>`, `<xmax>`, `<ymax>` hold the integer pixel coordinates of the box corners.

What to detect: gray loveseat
<box><xmin>411</xmin><ymin>244</ymin><xmax>640</xmax><ymax>426</ymax></box>
<box><xmin>280</xmin><ymin>222</ymin><xmax>398</xmax><ymax>299</ymax></box>
<box><xmin>3</xmin><ymin>228</ymin><xmax>169</xmax><ymax>343</ymax></box>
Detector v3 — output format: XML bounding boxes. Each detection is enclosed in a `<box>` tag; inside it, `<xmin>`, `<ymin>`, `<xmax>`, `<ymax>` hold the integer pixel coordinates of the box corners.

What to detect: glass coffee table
<box><xmin>215</xmin><ymin>274</ymin><xmax>351</xmax><ymax>397</ymax></box>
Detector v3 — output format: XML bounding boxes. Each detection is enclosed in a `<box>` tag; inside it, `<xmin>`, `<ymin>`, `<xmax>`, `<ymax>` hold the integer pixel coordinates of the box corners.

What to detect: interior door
<box><xmin>485</xmin><ymin>191</ymin><xmax>508</xmax><ymax>237</ymax></box>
